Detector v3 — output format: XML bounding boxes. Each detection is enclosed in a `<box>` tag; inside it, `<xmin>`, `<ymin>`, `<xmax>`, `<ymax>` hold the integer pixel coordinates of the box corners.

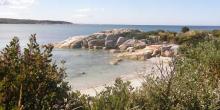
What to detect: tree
<box><xmin>0</xmin><ymin>35</ymin><xmax>70</xmax><ymax>110</ymax></box>
<box><xmin>181</xmin><ymin>26</ymin><xmax>190</xmax><ymax>33</ymax></box>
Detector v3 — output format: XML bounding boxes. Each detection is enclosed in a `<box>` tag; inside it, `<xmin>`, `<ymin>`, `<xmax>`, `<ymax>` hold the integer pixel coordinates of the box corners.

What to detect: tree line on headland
<box><xmin>0</xmin><ymin>27</ymin><xmax>220</xmax><ymax>110</ymax></box>
<box><xmin>0</xmin><ymin>18</ymin><xmax>72</xmax><ymax>24</ymax></box>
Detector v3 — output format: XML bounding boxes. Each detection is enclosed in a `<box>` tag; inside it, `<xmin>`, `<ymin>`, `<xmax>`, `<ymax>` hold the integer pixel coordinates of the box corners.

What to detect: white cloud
<box><xmin>0</xmin><ymin>0</ymin><xmax>36</xmax><ymax>9</ymax></box>
<box><xmin>0</xmin><ymin>11</ymin><xmax>18</xmax><ymax>17</ymax></box>
<box><xmin>76</xmin><ymin>8</ymin><xmax>92</xmax><ymax>13</ymax></box>
<box><xmin>72</xmin><ymin>8</ymin><xmax>105</xmax><ymax>23</ymax></box>
<box><xmin>73</xmin><ymin>14</ymin><xmax>90</xmax><ymax>19</ymax></box>
<box><xmin>76</xmin><ymin>8</ymin><xmax>104</xmax><ymax>13</ymax></box>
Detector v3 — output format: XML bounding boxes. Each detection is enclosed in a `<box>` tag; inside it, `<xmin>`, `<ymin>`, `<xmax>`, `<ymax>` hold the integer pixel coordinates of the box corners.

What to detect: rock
<box><xmin>145</xmin><ymin>45</ymin><xmax>162</xmax><ymax>57</ymax></box>
<box><xmin>143</xmin><ymin>51</ymin><xmax>153</xmax><ymax>59</ymax></box>
<box><xmin>161</xmin><ymin>50</ymin><xmax>174</xmax><ymax>57</ymax></box>
<box><xmin>109</xmin><ymin>49</ymin><xmax>121</xmax><ymax>54</ymax></box>
<box><xmin>55</xmin><ymin>29</ymin><xmax>142</xmax><ymax>49</ymax></box>
<box><xmin>105</xmin><ymin>35</ymin><xmax>119</xmax><ymax>42</ymax></box>
<box><xmin>145</xmin><ymin>45</ymin><xmax>162</xmax><ymax>51</ymax></box>
<box><xmin>96</xmin><ymin>34</ymin><xmax>106</xmax><ymax>39</ymax></box>
<box><xmin>105</xmin><ymin>40</ymin><xmax>115</xmax><ymax>49</ymax></box>
<box><xmin>116</xmin><ymin>37</ymin><xmax>127</xmax><ymax>46</ymax></box>
<box><xmin>81</xmin><ymin>72</ymin><xmax>86</xmax><ymax>75</ymax></box>
<box><xmin>93</xmin><ymin>46</ymin><xmax>103</xmax><ymax>50</ymax></box>
<box><xmin>152</xmin><ymin>49</ymin><xmax>161</xmax><ymax>57</ymax></box>
<box><xmin>88</xmin><ymin>39</ymin><xmax>105</xmax><ymax>49</ymax></box>
<box><xmin>126</xmin><ymin>47</ymin><xmax>135</xmax><ymax>53</ymax></box>
<box><xmin>54</xmin><ymin>36</ymin><xmax>87</xmax><ymax>48</ymax></box>
<box><xmin>169</xmin><ymin>44</ymin><xmax>179</xmax><ymax>55</ymax></box>
<box><xmin>161</xmin><ymin>46</ymin><xmax>172</xmax><ymax>52</ymax></box>
<box><xmin>119</xmin><ymin>39</ymin><xmax>136</xmax><ymax>51</ymax></box>
<box><xmin>134</xmin><ymin>41</ymin><xmax>146</xmax><ymax>49</ymax></box>
<box><xmin>82</xmin><ymin>39</ymin><xmax>88</xmax><ymax>48</ymax></box>
<box><xmin>70</xmin><ymin>41</ymin><xmax>83</xmax><ymax>48</ymax></box>
<box><xmin>102</xmin><ymin>47</ymin><xmax>107</xmax><ymax>50</ymax></box>
<box><xmin>110</xmin><ymin>58</ymin><xmax>123</xmax><ymax>65</ymax></box>
<box><xmin>119</xmin><ymin>39</ymin><xmax>146</xmax><ymax>51</ymax></box>
<box><xmin>117</xmin><ymin>49</ymin><xmax>153</xmax><ymax>61</ymax></box>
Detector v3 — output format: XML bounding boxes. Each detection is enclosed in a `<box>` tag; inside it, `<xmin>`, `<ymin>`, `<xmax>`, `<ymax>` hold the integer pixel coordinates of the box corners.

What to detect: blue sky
<box><xmin>0</xmin><ymin>0</ymin><xmax>220</xmax><ymax>25</ymax></box>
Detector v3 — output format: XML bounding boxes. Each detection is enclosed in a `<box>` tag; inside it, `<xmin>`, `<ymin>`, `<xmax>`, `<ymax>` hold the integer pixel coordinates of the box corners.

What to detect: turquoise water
<box><xmin>0</xmin><ymin>24</ymin><xmax>220</xmax><ymax>89</ymax></box>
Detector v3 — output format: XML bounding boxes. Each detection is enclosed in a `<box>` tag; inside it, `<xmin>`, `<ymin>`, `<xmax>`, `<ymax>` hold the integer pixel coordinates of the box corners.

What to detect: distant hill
<box><xmin>0</xmin><ymin>18</ymin><xmax>73</xmax><ymax>24</ymax></box>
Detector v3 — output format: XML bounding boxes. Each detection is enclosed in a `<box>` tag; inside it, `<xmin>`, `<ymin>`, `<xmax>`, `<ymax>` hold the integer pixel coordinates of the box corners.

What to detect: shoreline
<box><xmin>75</xmin><ymin>57</ymin><xmax>171</xmax><ymax>96</ymax></box>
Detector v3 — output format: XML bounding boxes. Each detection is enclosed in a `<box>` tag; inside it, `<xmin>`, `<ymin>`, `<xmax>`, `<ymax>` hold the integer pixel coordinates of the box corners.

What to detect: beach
<box><xmin>78</xmin><ymin>57</ymin><xmax>172</xmax><ymax>96</ymax></box>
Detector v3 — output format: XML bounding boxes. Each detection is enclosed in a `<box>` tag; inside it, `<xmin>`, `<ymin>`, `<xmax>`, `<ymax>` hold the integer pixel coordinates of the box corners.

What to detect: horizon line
<box><xmin>1</xmin><ymin>17</ymin><xmax>220</xmax><ymax>27</ymax></box>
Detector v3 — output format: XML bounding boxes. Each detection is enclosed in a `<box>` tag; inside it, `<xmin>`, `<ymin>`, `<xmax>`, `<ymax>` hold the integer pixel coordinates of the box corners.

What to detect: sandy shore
<box><xmin>76</xmin><ymin>57</ymin><xmax>172</xmax><ymax>96</ymax></box>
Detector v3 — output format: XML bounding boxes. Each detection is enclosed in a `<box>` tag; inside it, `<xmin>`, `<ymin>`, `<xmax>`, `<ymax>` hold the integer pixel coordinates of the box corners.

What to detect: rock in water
<box><xmin>109</xmin><ymin>58</ymin><xmax>123</xmax><ymax>65</ymax></box>
<box><xmin>54</xmin><ymin>29</ymin><xmax>141</xmax><ymax>49</ymax></box>
<box><xmin>119</xmin><ymin>39</ymin><xmax>146</xmax><ymax>51</ymax></box>
<box><xmin>88</xmin><ymin>39</ymin><xmax>105</xmax><ymax>49</ymax></box>
<box><xmin>109</xmin><ymin>49</ymin><xmax>121</xmax><ymax>54</ymax></box>
<box><xmin>53</xmin><ymin>36</ymin><xmax>87</xmax><ymax>48</ymax></box>
<box><xmin>105</xmin><ymin>40</ymin><xmax>115</xmax><ymax>49</ymax></box>
<box><xmin>126</xmin><ymin>47</ymin><xmax>135</xmax><ymax>53</ymax></box>
<box><xmin>116</xmin><ymin>37</ymin><xmax>127</xmax><ymax>47</ymax></box>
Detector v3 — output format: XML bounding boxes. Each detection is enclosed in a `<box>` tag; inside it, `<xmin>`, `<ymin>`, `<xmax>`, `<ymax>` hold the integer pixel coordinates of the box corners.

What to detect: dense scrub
<box><xmin>0</xmin><ymin>28</ymin><xmax>220</xmax><ymax>109</ymax></box>
<box><xmin>70</xmin><ymin>34</ymin><xmax>220</xmax><ymax>110</ymax></box>
<box><xmin>0</xmin><ymin>35</ymin><xmax>69</xmax><ymax>110</ymax></box>
<box><xmin>130</xmin><ymin>27</ymin><xmax>215</xmax><ymax>45</ymax></box>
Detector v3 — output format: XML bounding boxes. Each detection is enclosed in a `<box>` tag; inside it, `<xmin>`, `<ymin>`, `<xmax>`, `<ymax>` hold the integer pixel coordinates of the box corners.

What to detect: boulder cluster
<box><xmin>116</xmin><ymin>44</ymin><xmax>179</xmax><ymax>61</ymax></box>
<box><xmin>54</xmin><ymin>29</ymin><xmax>179</xmax><ymax>61</ymax></box>
<box><xmin>54</xmin><ymin>29</ymin><xmax>141</xmax><ymax>49</ymax></box>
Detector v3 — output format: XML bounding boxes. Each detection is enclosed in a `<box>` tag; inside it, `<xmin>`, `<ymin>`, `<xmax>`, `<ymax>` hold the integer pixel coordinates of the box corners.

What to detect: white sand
<box><xmin>75</xmin><ymin>57</ymin><xmax>172</xmax><ymax>96</ymax></box>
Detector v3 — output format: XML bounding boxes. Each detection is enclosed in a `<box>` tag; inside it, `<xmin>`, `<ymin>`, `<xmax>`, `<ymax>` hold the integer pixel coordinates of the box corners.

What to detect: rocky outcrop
<box><xmin>54</xmin><ymin>36</ymin><xmax>87</xmax><ymax>48</ymax></box>
<box><xmin>116</xmin><ymin>44</ymin><xmax>179</xmax><ymax>61</ymax></box>
<box><xmin>116</xmin><ymin>37</ymin><xmax>127</xmax><ymax>46</ymax></box>
<box><xmin>117</xmin><ymin>50</ymin><xmax>152</xmax><ymax>61</ymax></box>
<box><xmin>119</xmin><ymin>39</ymin><xmax>146</xmax><ymax>51</ymax></box>
<box><xmin>54</xmin><ymin>29</ymin><xmax>180</xmax><ymax>61</ymax></box>
<box><xmin>105</xmin><ymin>40</ymin><xmax>115</xmax><ymax>49</ymax></box>
<box><xmin>88</xmin><ymin>39</ymin><xmax>105</xmax><ymax>49</ymax></box>
<box><xmin>54</xmin><ymin>29</ymin><xmax>141</xmax><ymax>49</ymax></box>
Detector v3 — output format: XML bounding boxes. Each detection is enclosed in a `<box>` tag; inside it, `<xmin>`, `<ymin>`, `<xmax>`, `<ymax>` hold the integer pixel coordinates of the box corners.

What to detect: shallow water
<box><xmin>53</xmin><ymin>49</ymin><xmax>150</xmax><ymax>90</ymax></box>
<box><xmin>0</xmin><ymin>24</ymin><xmax>220</xmax><ymax>89</ymax></box>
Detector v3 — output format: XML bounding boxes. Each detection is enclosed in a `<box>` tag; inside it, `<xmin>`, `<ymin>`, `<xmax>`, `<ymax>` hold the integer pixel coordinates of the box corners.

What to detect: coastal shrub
<box><xmin>137</xmin><ymin>39</ymin><xmax>220</xmax><ymax>109</ymax></box>
<box><xmin>82</xmin><ymin>39</ymin><xmax>220</xmax><ymax>110</ymax></box>
<box><xmin>181</xmin><ymin>26</ymin><xmax>190</xmax><ymax>33</ymax></box>
<box><xmin>90</xmin><ymin>78</ymin><xmax>135</xmax><ymax>110</ymax></box>
<box><xmin>158</xmin><ymin>31</ymin><xmax>177</xmax><ymax>43</ymax></box>
<box><xmin>1</xmin><ymin>34</ymin><xmax>220</xmax><ymax>110</ymax></box>
<box><xmin>212</xmin><ymin>30</ymin><xmax>220</xmax><ymax>37</ymax></box>
<box><xmin>175</xmin><ymin>31</ymin><xmax>209</xmax><ymax>44</ymax></box>
<box><xmin>0</xmin><ymin>35</ymin><xmax>70</xmax><ymax>110</ymax></box>
<box><xmin>119</xmin><ymin>30</ymin><xmax>147</xmax><ymax>40</ymax></box>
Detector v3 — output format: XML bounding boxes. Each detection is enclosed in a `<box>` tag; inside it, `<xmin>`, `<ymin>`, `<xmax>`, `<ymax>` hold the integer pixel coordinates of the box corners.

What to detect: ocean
<box><xmin>0</xmin><ymin>24</ymin><xmax>219</xmax><ymax>90</ymax></box>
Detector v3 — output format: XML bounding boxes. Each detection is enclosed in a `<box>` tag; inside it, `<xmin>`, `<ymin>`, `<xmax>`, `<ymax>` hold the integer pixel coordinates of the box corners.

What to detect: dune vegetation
<box><xmin>0</xmin><ymin>27</ymin><xmax>220</xmax><ymax>110</ymax></box>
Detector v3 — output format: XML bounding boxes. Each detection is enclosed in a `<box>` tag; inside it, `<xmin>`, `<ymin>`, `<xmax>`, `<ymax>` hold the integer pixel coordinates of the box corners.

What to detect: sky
<box><xmin>0</xmin><ymin>0</ymin><xmax>220</xmax><ymax>25</ymax></box>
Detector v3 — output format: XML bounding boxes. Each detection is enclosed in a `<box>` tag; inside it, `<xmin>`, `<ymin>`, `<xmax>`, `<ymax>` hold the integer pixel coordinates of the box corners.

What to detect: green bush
<box><xmin>137</xmin><ymin>39</ymin><xmax>220</xmax><ymax>109</ymax></box>
<box><xmin>0</xmin><ymin>35</ymin><xmax>70</xmax><ymax>110</ymax></box>
<box><xmin>75</xmin><ymin>39</ymin><xmax>220</xmax><ymax>110</ymax></box>
<box><xmin>181</xmin><ymin>26</ymin><xmax>190</xmax><ymax>33</ymax></box>
<box><xmin>212</xmin><ymin>30</ymin><xmax>220</xmax><ymax>37</ymax></box>
<box><xmin>1</xmin><ymin>34</ymin><xmax>220</xmax><ymax>110</ymax></box>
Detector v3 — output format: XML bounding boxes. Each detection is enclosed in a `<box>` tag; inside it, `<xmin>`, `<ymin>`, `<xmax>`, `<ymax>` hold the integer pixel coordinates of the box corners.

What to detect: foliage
<box><xmin>181</xmin><ymin>26</ymin><xmax>190</xmax><ymax>33</ymax></box>
<box><xmin>1</xmin><ymin>33</ymin><xmax>220</xmax><ymax>110</ymax></box>
<box><xmin>212</xmin><ymin>30</ymin><xmax>220</xmax><ymax>37</ymax></box>
<box><xmin>71</xmin><ymin>39</ymin><xmax>220</xmax><ymax>110</ymax></box>
<box><xmin>136</xmin><ymin>39</ymin><xmax>220</xmax><ymax>109</ymax></box>
<box><xmin>0</xmin><ymin>35</ymin><xmax>70</xmax><ymax>110</ymax></box>
<box><xmin>91</xmin><ymin>78</ymin><xmax>135</xmax><ymax>110</ymax></box>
